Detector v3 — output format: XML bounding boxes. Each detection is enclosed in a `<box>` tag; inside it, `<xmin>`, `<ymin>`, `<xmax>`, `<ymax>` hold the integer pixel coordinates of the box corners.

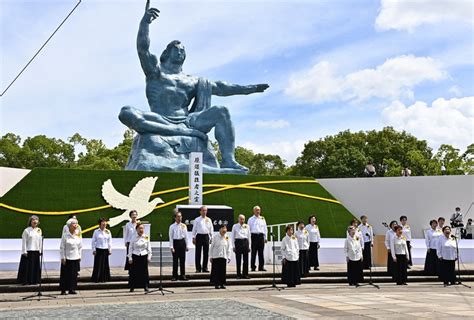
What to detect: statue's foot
<box><xmin>220</xmin><ymin>159</ymin><xmax>249</xmax><ymax>172</ymax></box>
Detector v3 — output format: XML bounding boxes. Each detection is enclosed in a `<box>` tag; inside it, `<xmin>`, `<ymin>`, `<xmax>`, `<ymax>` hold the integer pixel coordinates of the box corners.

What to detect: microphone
<box><xmin>451</xmin><ymin>235</ymin><xmax>457</xmax><ymax>239</ymax></box>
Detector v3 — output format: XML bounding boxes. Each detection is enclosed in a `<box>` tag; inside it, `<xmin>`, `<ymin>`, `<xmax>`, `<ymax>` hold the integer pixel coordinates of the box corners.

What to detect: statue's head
<box><xmin>160</xmin><ymin>40</ymin><xmax>186</xmax><ymax>65</ymax></box>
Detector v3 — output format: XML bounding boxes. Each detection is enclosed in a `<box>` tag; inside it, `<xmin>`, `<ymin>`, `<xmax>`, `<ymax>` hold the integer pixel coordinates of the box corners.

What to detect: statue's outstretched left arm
<box><xmin>211</xmin><ymin>81</ymin><xmax>269</xmax><ymax>97</ymax></box>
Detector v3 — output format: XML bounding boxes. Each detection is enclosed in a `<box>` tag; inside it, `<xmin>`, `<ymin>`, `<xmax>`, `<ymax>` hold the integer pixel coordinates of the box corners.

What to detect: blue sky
<box><xmin>1</xmin><ymin>0</ymin><xmax>473</xmax><ymax>164</ymax></box>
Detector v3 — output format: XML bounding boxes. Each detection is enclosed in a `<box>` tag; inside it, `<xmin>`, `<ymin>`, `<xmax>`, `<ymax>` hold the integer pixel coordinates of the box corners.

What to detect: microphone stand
<box><xmin>23</xmin><ymin>236</ymin><xmax>56</xmax><ymax>300</ymax></box>
<box><xmin>357</xmin><ymin>233</ymin><xmax>379</xmax><ymax>289</ymax></box>
<box><xmin>258</xmin><ymin>232</ymin><xmax>285</xmax><ymax>291</ymax></box>
<box><xmin>451</xmin><ymin>235</ymin><xmax>471</xmax><ymax>288</ymax></box>
<box><xmin>147</xmin><ymin>233</ymin><xmax>174</xmax><ymax>295</ymax></box>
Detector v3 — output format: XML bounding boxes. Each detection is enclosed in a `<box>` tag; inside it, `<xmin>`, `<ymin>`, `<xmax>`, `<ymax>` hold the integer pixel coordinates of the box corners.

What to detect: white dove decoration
<box><xmin>101</xmin><ymin>177</ymin><xmax>164</xmax><ymax>227</ymax></box>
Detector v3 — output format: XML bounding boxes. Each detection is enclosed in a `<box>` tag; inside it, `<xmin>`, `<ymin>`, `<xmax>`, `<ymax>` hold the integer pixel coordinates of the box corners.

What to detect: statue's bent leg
<box><xmin>191</xmin><ymin>106</ymin><xmax>248</xmax><ymax>171</ymax></box>
<box><xmin>119</xmin><ymin>106</ymin><xmax>185</xmax><ymax>136</ymax></box>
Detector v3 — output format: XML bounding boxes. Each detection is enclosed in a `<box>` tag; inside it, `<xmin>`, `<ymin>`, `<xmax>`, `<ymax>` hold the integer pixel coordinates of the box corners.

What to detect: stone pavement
<box><xmin>0</xmin><ymin>281</ymin><xmax>472</xmax><ymax>319</ymax></box>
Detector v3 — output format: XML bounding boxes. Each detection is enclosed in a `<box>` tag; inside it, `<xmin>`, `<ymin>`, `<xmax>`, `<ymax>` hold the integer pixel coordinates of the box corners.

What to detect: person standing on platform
<box><xmin>169</xmin><ymin>211</ymin><xmax>189</xmax><ymax>281</ymax></box>
<box><xmin>400</xmin><ymin>215</ymin><xmax>413</xmax><ymax>268</ymax></box>
<box><xmin>437</xmin><ymin>226</ymin><xmax>458</xmax><ymax>286</ymax></box>
<box><xmin>192</xmin><ymin>206</ymin><xmax>213</xmax><ymax>273</ymax></box>
<box><xmin>358</xmin><ymin>215</ymin><xmax>373</xmax><ymax>270</ymax></box>
<box><xmin>128</xmin><ymin>222</ymin><xmax>151</xmax><ymax>292</ymax></box>
<box><xmin>123</xmin><ymin>210</ymin><xmax>138</xmax><ymax>271</ymax></box>
<box><xmin>231</xmin><ymin>214</ymin><xmax>251</xmax><ymax>279</ymax></box>
<box><xmin>17</xmin><ymin>215</ymin><xmax>42</xmax><ymax>285</ymax></box>
<box><xmin>91</xmin><ymin>218</ymin><xmax>112</xmax><ymax>283</ymax></box>
<box><xmin>62</xmin><ymin>215</ymin><xmax>82</xmax><ymax>235</ymax></box>
<box><xmin>59</xmin><ymin>218</ymin><xmax>82</xmax><ymax>295</ymax></box>
<box><xmin>344</xmin><ymin>226</ymin><xmax>363</xmax><ymax>286</ymax></box>
<box><xmin>295</xmin><ymin>221</ymin><xmax>310</xmax><ymax>277</ymax></box>
<box><xmin>248</xmin><ymin>206</ymin><xmax>267</xmax><ymax>272</ymax></box>
<box><xmin>210</xmin><ymin>225</ymin><xmax>232</xmax><ymax>289</ymax></box>
<box><xmin>465</xmin><ymin>219</ymin><xmax>473</xmax><ymax>239</ymax></box>
<box><xmin>424</xmin><ymin>219</ymin><xmax>442</xmax><ymax>276</ymax></box>
<box><xmin>437</xmin><ymin>217</ymin><xmax>446</xmax><ymax>231</ymax></box>
<box><xmin>390</xmin><ymin>226</ymin><xmax>409</xmax><ymax>285</ymax></box>
<box><xmin>305</xmin><ymin>215</ymin><xmax>321</xmax><ymax>271</ymax></box>
<box><xmin>385</xmin><ymin>220</ymin><xmax>398</xmax><ymax>276</ymax></box>
<box><xmin>281</xmin><ymin>225</ymin><xmax>301</xmax><ymax>287</ymax></box>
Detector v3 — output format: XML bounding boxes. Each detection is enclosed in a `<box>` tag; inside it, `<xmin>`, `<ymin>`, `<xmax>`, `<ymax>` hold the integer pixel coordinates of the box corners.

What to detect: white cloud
<box><xmin>285</xmin><ymin>55</ymin><xmax>446</xmax><ymax>104</ymax></box>
<box><xmin>449</xmin><ymin>85</ymin><xmax>462</xmax><ymax>97</ymax></box>
<box><xmin>241</xmin><ymin>140</ymin><xmax>306</xmax><ymax>165</ymax></box>
<box><xmin>381</xmin><ymin>97</ymin><xmax>474</xmax><ymax>150</ymax></box>
<box><xmin>255</xmin><ymin>119</ymin><xmax>290</xmax><ymax>129</ymax></box>
<box><xmin>375</xmin><ymin>0</ymin><xmax>473</xmax><ymax>32</ymax></box>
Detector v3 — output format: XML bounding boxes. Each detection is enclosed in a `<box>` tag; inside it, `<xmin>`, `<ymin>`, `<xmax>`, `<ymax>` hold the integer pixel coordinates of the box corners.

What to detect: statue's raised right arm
<box><xmin>137</xmin><ymin>0</ymin><xmax>160</xmax><ymax>78</ymax></box>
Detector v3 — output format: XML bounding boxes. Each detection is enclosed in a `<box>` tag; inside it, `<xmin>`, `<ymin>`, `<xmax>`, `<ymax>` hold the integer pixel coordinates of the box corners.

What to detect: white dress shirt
<box><xmin>60</xmin><ymin>232</ymin><xmax>82</xmax><ymax>260</ymax></box>
<box><xmin>401</xmin><ymin>224</ymin><xmax>412</xmax><ymax>241</ymax></box>
<box><xmin>62</xmin><ymin>224</ymin><xmax>82</xmax><ymax>236</ymax></box>
<box><xmin>358</xmin><ymin>223</ymin><xmax>374</xmax><ymax>243</ymax></box>
<box><xmin>390</xmin><ymin>235</ymin><xmax>409</xmax><ymax>260</ymax></box>
<box><xmin>385</xmin><ymin>229</ymin><xmax>395</xmax><ymax>250</ymax></box>
<box><xmin>295</xmin><ymin>229</ymin><xmax>310</xmax><ymax>250</ymax></box>
<box><xmin>91</xmin><ymin>228</ymin><xmax>112</xmax><ymax>252</ymax></box>
<box><xmin>192</xmin><ymin>216</ymin><xmax>213</xmax><ymax>237</ymax></box>
<box><xmin>210</xmin><ymin>233</ymin><xmax>232</xmax><ymax>259</ymax></box>
<box><xmin>348</xmin><ymin>227</ymin><xmax>364</xmax><ymax>247</ymax></box>
<box><xmin>21</xmin><ymin>227</ymin><xmax>42</xmax><ymax>254</ymax></box>
<box><xmin>425</xmin><ymin>228</ymin><xmax>442</xmax><ymax>249</ymax></box>
<box><xmin>123</xmin><ymin>221</ymin><xmax>137</xmax><ymax>244</ymax></box>
<box><xmin>128</xmin><ymin>234</ymin><xmax>152</xmax><ymax>260</ymax></box>
<box><xmin>305</xmin><ymin>224</ymin><xmax>321</xmax><ymax>243</ymax></box>
<box><xmin>281</xmin><ymin>234</ymin><xmax>299</xmax><ymax>261</ymax></box>
<box><xmin>344</xmin><ymin>236</ymin><xmax>363</xmax><ymax>261</ymax></box>
<box><xmin>169</xmin><ymin>222</ymin><xmax>188</xmax><ymax>248</ymax></box>
<box><xmin>231</xmin><ymin>223</ymin><xmax>251</xmax><ymax>241</ymax></box>
<box><xmin>437</xmin><ymin>236</ymin><xmax>458</xmax><ymax>260</ymax></box>
<box><xmin>248</xmin><ymin>215</ymin><xmax>268</xmax><ymax>237</ymax></box>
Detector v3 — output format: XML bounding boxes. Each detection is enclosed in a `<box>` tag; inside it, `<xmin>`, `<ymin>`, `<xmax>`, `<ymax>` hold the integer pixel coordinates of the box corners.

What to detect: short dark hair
<box><xmin>286</xmin><ymin>225</ymin><xmax>294</xmax><ymax>232</ymax></box>
<box><xmin>400</xmin><ymin>215</ymin><xmax>407</xmax><ymax>221</ymax></box>
<box><xmin>442</xmin><ymin>226</ymin><xmax>451</xmax><ymax>232</ymax></box>
<box><xmin>297</xmin><ymin>221</ymin><xmax>305</xmax><ymax>226</ymax></box>
<box><xmin>360</xmin><ymin>215</ymin><xmax>367</xmax><ymax>220</ymax></box>
<box><xmin>438</xmin><ymin>217</ymin><xmax>445</xmax><ymax>222</ymax></box>
<box><xmin>129</xmin><ymin>210</ymin><xmax>137</xmax><ymax>218</ymax></box>
<box><xmin>429</xmin><ymin>219</ymin><xmax>437</xmax><ymax>226</ymax></box>
<box><xmin>389</xmin><ymin>220</ymin><xmax>398</xmax><ymax>228</ymax></box>
<box><xmin>160</xmin><ymin>40</ymin><xmax>184</xmax><ymax>63</ymax></box>
<box><xmin>455</xmin><ymin>207</ymin><xmax>461</xmax><ymax>210</ymax></box>
<box><xmin>308</xmin><ymin>215</ymin><xmax>316</xmax><ymax>224</ymax></box>
<box><xmin>98</xmin><ymin>217</ymin><xmax>107</xmax><ymax>224</ymax></box>
<box><xmin>350</xmin><ymin>218</ymin><xmax>359</xmax><ymax>225</ymax></box>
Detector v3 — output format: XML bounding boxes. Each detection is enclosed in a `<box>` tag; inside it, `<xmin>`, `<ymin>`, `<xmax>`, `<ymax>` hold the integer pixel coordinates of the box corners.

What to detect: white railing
<box><xmin>267</xmin><ymin>221</ymin><xmax>298</xmax><ymax>241</ymax></box>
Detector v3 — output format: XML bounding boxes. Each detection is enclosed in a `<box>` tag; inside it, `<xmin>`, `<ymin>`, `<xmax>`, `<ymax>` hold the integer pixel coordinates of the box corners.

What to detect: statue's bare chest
<box><xmin>149</xmin><ymin>74</ymin><xmax>197</xmax><ymax>97</ymax></box>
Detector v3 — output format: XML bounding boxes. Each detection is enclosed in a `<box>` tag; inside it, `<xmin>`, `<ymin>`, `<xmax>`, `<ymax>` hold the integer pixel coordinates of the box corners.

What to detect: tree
<box><xmin>434</xmin><ymin>144</ymin><xmax>464</xmax><ymax>175</ymax></box>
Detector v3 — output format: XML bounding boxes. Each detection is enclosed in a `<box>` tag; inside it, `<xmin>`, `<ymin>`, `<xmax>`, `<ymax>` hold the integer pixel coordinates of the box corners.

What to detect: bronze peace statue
<box><xmin>119</xmin><ymin>0</ymin><xmax>269</xmax><ymax>173</ymax></box>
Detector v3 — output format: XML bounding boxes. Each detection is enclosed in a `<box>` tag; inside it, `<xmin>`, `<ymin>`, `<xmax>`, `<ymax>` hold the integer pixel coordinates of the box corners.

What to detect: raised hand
<box><xmin>143</xmin><ymin>0</ymin><xmax>160</xmax><ymax>24</ymax></box>
<box><xmin>254</xmin><ymin>83</ymin><xmax>269</xmax><ymax>93</ymax></box>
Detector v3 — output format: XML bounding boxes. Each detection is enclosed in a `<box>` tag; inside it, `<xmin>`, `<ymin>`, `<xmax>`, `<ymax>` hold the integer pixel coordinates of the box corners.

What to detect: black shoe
<box><xmin>355</xmin><ymin>283</ymin><xmax>360</xmax><ymax>287</ymax></box>
<box><xmin>407</xmin><ymin>266</ymin><xmax>411</xmax><ymax>269</ymax></box>
<box><xmin>258</xmin><ymin>268</ymin><xmax>267</xmax><ymax>272</ymax></box>
<box><xmin>130</xmin><ymin>288</ymin><xmax>134</xmax><ymax>292</ymax></box>
<box><xmin>243</xmin><ymin>275</ymin><xmax>251</xmax><ymax>279</ymax></box>
<box><xmin>179</xmin><ymin>276</ymin><xmax>188</xmax><ymax>281</ymax></box>
<box><xmin>171</xmin><ymin>277</ymin><xmax>178</xmax><ymax>281</ymax></box>
<box><xmin>195</xmin><ymin>269</ymin><xmax>201</xmax><ymax>273</ymax></box>
<box><xmin>220</xmin><ymin>285</ymin><xmax>226</xmax><ymax>289</ymax></box>
<box><xmin>144</xmin><ymin>287</ymin><xmax>149</xmax><ymax>292</ymax></box>
<box><xmin>251</xmin><ymin>268</ymin><xmax>256</xmax><ymax>272</ymax></box>
<box><xmin>69</xmin><ymin>291</ymin><xmax>77</xmax><ymax>295</ymax></box>
<box><xmin>236</xmin><ymin>275</ymin><xmax>242</xmax><ymax>279</ymax></box>
<box><xmin>61</xmin><ymin>291</ymin><xmax>67</xmax><ymax>295</ymax></box>
<box><xmin>202</xmin><ymin>269</ymin><xmax>210</xmax><ymax>273</ymax></box>
<box><xmin>314</xmin><ymin>267</ymin><xmax>320</xmax><ymax>271</ymax></box>
<box><xmin>402</xmin><ymin>283</ymin><xmax>408</xmax><ymax>285</ymax></box>
<box><xmin>215</xmin><ymin>285</ymin><xmax>219</xmax><ymax>289</ymax></box>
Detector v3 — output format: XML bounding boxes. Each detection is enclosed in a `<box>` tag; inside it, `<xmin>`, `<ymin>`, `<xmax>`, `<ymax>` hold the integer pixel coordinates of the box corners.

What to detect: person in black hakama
<box><xmin>281</xmin><ymin>225</ymin><xmax>301</xmax><ymax>287</ymax></box>
<box><xmin>295</xmin><ymin>221</ymin><xmax>310</xmax><ymax>277</ymax></box>
<box><xmin>17</xmin><ymin>215</ymin><xmax>42</xmax><ymax>285</ymax></box>
<box><xmin>424</xmin><ymin>220</ymin><xmax>442</xmax><ymax>276</ymax></box>
<box><xmin>59</xmin><ymin>218</ymin><xmax>82</xmax><ymax>295</ymax></box>
<box><xmin>385</xmin><ymin>220</ymin><xmax>398</xmax><ymax>278</ymax></box>
<box><xmin>390</xmin><ymin>226</ymin><xmax>409</xmax><ymax>285</ymax></box>
<box><xmin>305</xmin><ymin>215</ymin><xmax>321</xmax><ymax>271</ymax></box>
<box><xmin>91</xmin><ymin>218</ymin><xmax>112</xmax><ymax>283</ymax></box>
<box><xmin>210</xmin><ymin>225</ymin><xmax>232</xmax><ymax>289</ymax></box>
<box><xmin>128</xmin><ymin>223</ymin><xmax>152</xmax><ymax>292</ymax></box>
<box><xmin>344</xmin><ymin>226</ymin><xmax>364</xmax><ymax>286</ymax></box>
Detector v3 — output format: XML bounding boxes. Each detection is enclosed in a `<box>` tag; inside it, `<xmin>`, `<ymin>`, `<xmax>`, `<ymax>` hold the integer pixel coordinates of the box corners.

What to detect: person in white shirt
<box><xmin>59</xmin><ymin>218</ymin><xmax>82</xmax><ymax>295</ymax></box>
<box><xmin>169</xmin><ymin>211</ymin><xmax>189</xmax><ymax>281</ymax></box>
<box><xmin>192</xmin><ymin>206</ymin><xmax>213</xmax><ymax>273</ymax></box>
<box><xmin>400</xmin><ymin>215</ymin><xmax>413</xmax><ymax>268</ymax></box>
<box><xmin>465</xmin><ymin>219</ymin><xmax>473</xmax><ymax>239</ymax></box>
<box><xmin>344</xmin><ymin>226</ymin><xmax>363</xmax><ymax>286</ymax></box>
<box><xmin>210</xmin><ymin>225</ymin><xmax>232</xmax><ymax>289</ymax></box>
<box><xmin>91</xmin><ymin>217</ymin><xmax>112</xmax><ymax>283</ymax></box>
<box><xmin>281</xmin><ymin>225</ymin><xmax>301</xmax><ymax>287</ymax></box>
<box><xmin>17</xmin><ymin>215</ymin><xmax>42</xmax><ymax>285</ymax></box>
<box><xmin>358</xmin><ymin>215</ymin><xmax>373</xmax><ymax>270</ymax></box>
<box><xmin>305</xmin><ymin>215</ymin><xmax>321</xmax><ymax>271</ymax></box>
<box><xmin>450</xmin><ymin>207</ymin><xmax>464</xmax><ymax>228</ymax></box>
<box><xmin>424</xmin><ymin>219</ymin><xmax>442</xmax><ymax>276</ymax></box>
<box><xmin>248</xmin><ymin>206</ymin><xmax>267</xmax><ymax>272</ymax></box>
<box><xmin>231</xmin><ymin>214</ymin><xmax>251</xmax><ymax>279</ymax></box>
<box><xmin>128</xmin><ymin>222</ymin><xmax>152</xmax><ymax>292</ymax></box>
<box><xmin>390</xmin><ymin>226</ymin><xmax>409</xmax><ymax>285</ymax></box>
<box><xmin>295</xmin><ymin>221</ymin><xmax>310</xmax><ymax>277</ymax></box>
<box><xmin>385</xmin><ymin>220</ymin><xmax>398</xmax><ymax>276</ymax></box>
<box><xmin>123</xmin><ymin>210</ymin><xmax>138</xmax><ymax>271</ymax></box>
<box><xmin>437</xmin><ymin>226</ymin><xmax>458</xmax><ymax>286</ymax></box>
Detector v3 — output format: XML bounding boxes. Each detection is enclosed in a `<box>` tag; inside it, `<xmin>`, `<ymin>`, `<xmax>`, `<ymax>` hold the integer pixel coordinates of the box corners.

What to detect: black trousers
<box><xmin>129</xmin><ymin>254</ymin><xmax>149</xmax><ymax>289</ymax></box>
<box><xmin>59</xmin><ymin>259</ymin><xmax>80</xmax><ymax>292</ymax></box>
<box><xmin>347</xmin><ymin>259</ymin><xmax>363</xmax><ymax>285</ymax></box>
<box><xmin>362</xmin><ymin>242</ymin><xmax>372</xmax><ymax>269</ymax></box>
<box><xmin>234</xmin><ymin>238</ymin><xmax>250</xmax><ymax>276</ymax></box>
<box><xmin>299</xmin><ymin>249</ymin><xmax>310</xmax><ymax>276</ymax></box>
<box><xmin>393</xmin><ymin>254</ymin><xmax>408</xmax><ymax>285</ymax></box>
<box><xmin>282</xmin><ymin>260</ymin><xmax>301</xmax><ymax>287</ymax></box>
<box><xmin>195</xmin><ymin>234</ymin><xmax>210</xmax><ymax>272</ymax></box>
<box><xmin>91</xmin><ymin>248</ymin><xmax>110</xmax><ymax>283</ymax></box>
<box><xmin>387</xmin><ymin>249</ymin><xmax>395</xmax><ymax>277</ymax></box>
<box><xmin>251</xmin><ymin>233</ymin><xmax>265</xmax><ymax>270</ymax></box>
<box><xmin>210</xmin><ymin>257</ymin><xmax>227</xmax><ymax>286</ymax></box>
<box><xmin>172</xmin><ymin>239</ymin><xmax>186</xmax><ymax>277</ymax></box>
<box><xmin>407</xmin><ymin>241</ymin><xmax>413</xmax><ymax>266</ymax></box>
<box><xmin>440</xmin><ymin>259</ymin><xmax>456</xmax><ymax>284</ymax></box>
<box><xmin>124</xmin><ymin>242</ymin><xmax>130</xmax><ymax>271</ymax></box>
<box><xmin>308</xmin><ymin>242</ymin><xmax>319</xmax><ymax>269</ymax></box>
<box><xmin>424</xmin><ymin>249</ymin><xmax>440</xmax><ymax>276</ymax></box>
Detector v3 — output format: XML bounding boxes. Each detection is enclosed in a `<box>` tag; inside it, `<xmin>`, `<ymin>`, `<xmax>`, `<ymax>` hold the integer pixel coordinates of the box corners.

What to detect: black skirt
<box><xmin>16</xmin><ymin>251</ymin><xmax>41</xmax><ymax>285</ymax></box>
<box><xmin>308</xmin><ymin>242</ymin><xmax>319</xmax><ymax>268</ymax></box>
<box><xmin>439</xmin><ymin>259</ymin><xmax>456</xmax><ymax>284</ymax></box>
<box><xmin>424</xmin><ymin>249</ymin><xmax>439</xmax><ymax>276</ymax></box>
<box><xmin>299</xmin><ymin>249</ymin><xmax>310</xmax><ymax>276</ymax></box>
<box><xmin>91</xmin><ymin>248</ymin><xmax>111</xmax><ymax>283</ymax></box>
<box><xmin>282</xmin><ymin>260</ymin><xmax>301</xmax><ymax>287</ymax></box>
<box><xmin>362</xmin><ymin>242</ymin><xmax>372</xmax><ymax>269</ymax></box>
<box><xmin>124</xmin><ymin>242</ymin><xmax>130</xmax><ymax>271</ymax></box>
<box><xmin>59</xmin><ymin>259</ymin><xmax>80</xmax><ymax>292</ymax></box>
<box><xmin>393</xmin><ymin>254</ymin><xmax>408</xmax><ymax>285</ymax></box>
<box><xmin>210</xmin><ymin>257</ymin><xmax>227</xmax><ymax>286</ymax></box>
<box><xmin>129</xmin><ymin>254</ymin><xmax>149</xmax><ymax>289</ymax></box>
<box><xmin>347</xmin><ymin>259</ymin><xmax>363</xmax><ymax>285</ymax></box>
